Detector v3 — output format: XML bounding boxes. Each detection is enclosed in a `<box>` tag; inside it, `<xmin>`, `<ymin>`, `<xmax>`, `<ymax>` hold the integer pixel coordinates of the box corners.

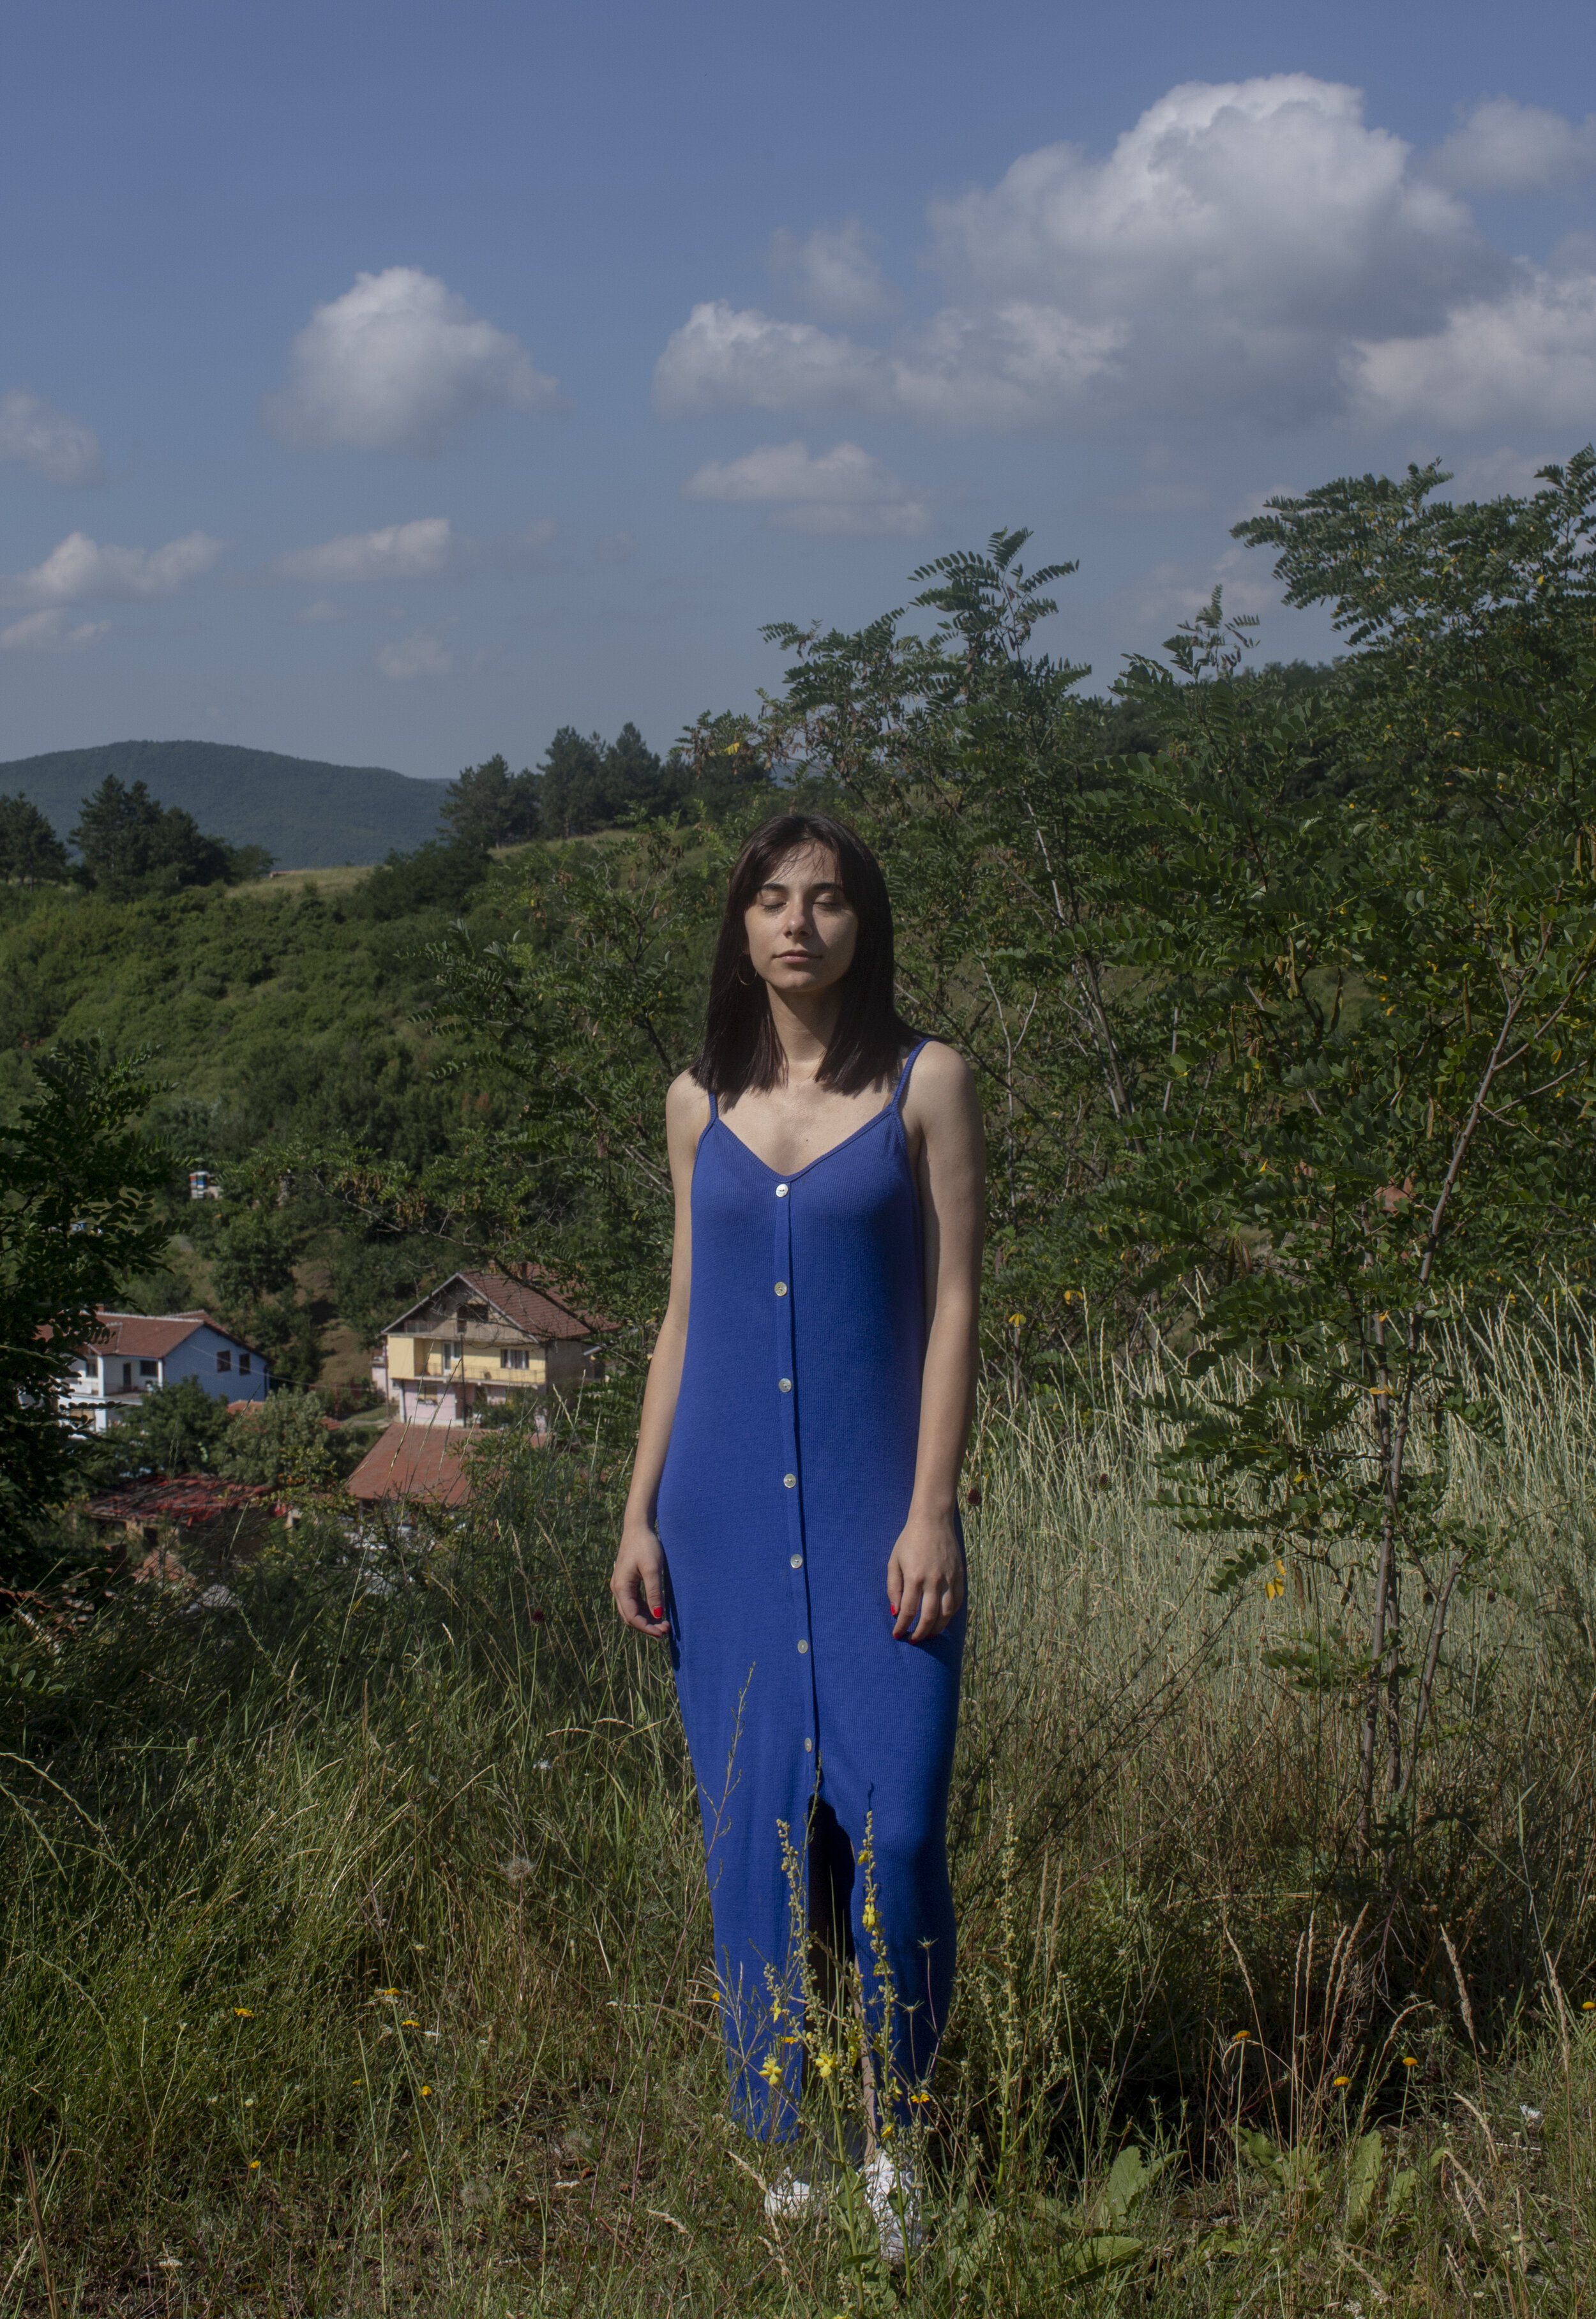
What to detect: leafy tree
<box><xmin>324</xmin><ymin>1232</ymin><xmax>439</xmax><ymax>1348</ymax></box>
<box><xmin>220</xmin><ymin>1387</ymin><xmax>341</xmax><ymax>1489</ymax></box>
<box><xmin>69</xmin><ymin>775</ymin><xmax>269</xmax><ymax>895</ymax></box>
<box><xmin>203</xmin><ymin>1209</ymin><xmax>301</xmax><ymax>1311</ymax></box>
<box><xmin>668</xmin><ymin>711</ymin><xmax>776</xmax><ymax>816</ymax></box>
<box><xmin>539</xmin><ymin>723</ymin><xmax>683</xmax><ymax>835</ymax></box>
<box><xmin>351</xmin><ymin>838</ymin><xmax>493</xmax><ymax>923</ymax></box>
<box><xmin>440</xmin><ymin>753</ymin><xmax>541</xmax><ymax>849</ymax></box>
<box><xmin>0</xmin><ymin>794</ymin><xmax>70</xmax><ymax>887</ymax></box>
<box><xmin>83</xmin><ymin>1375</ymin><xmax>236</xmax><ymax>1485</ymax></box>
<box><xmin>0</xmin><ymin>1039</ymin><xmax>170</xmax><ymax>1575</ymax></box>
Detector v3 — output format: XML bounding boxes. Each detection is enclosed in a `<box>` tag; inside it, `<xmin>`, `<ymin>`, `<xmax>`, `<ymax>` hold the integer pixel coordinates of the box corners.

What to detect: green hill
<box><xmin>0</xmin><ymin>740</ymin><xmax>446</xmax><ymax>870</ymax></box>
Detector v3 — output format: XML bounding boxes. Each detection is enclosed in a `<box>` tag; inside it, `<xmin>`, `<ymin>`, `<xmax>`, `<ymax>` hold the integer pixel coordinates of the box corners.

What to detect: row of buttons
<box><xmin>773</xmin><ymin>1181</ymin><xmax>817</xmax><ymax>1746</ymax></box>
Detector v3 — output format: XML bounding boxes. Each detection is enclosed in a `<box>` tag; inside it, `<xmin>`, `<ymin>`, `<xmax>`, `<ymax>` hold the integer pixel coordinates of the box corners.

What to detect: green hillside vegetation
<box><xmin>5</xmin><ymin>452</ymin><xmax>1596</xmax><ymax>2310</ymax></box>
<box><xmin>0</xmin><ymin>836</ymin><xmax>525</xmax><ymax>1379</ymax></box>
<box><xmin>0</xmin><ymin>739</ymin><xmax>446</xmax><ymax>869</ymax></box>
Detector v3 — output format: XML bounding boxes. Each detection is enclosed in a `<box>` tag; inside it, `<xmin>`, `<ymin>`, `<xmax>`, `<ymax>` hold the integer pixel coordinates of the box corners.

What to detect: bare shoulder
<box><xmin>665</xmin><ymin>1069</ymin><xmax>712</xmax><ymax>1161</ymax></box>
<box><xmin>905</xmin><ymin>1039</ymin><xmax>974</xmax><ymax>1100</ymax></box>
<box><xmin>903</xmin><ymin>1040</ymin><xmax>982</xmax><ymax>1145</ymax></box>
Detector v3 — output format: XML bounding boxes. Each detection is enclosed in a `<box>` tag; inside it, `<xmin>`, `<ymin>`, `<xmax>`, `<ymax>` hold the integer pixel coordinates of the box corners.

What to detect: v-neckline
<box><xmin>714</xmin><ymin>1095</ymin><xmax>900</xmax><ymax>1183</ymax></box>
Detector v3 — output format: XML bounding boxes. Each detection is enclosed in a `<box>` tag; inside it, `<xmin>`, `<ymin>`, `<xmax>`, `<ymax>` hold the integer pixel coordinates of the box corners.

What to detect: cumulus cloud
<box><xmin>1</xmin><ymin>529</ymin><xmax>222</xmax><ymax>608</ymax></box>
<box><xmin>1426</xmin><ymin>98</ymin><xmax>1596</xmax><ymax>194</ymax></box>
<box><xmin>375</xmin><ymin>629</ymin><xmax>456</xmax><ymax>679</ymax></box>
<box><xmin>1352</xmin><ymin>267</ymin><xmax>1596</xmax><ymax>430</ymax></box>
<box><xmin>683</xmin><ymin>439</ymin><xmax>932</xmax><ymax>536</ymax></box>
<box><xmin>769</xmin><ymin>218</ymin><xmax>896</xmax><ymax>321</ymax></box>
<box><xmin>0</xmin><ymin>390</ymin><xmax>103</xmax><ymax>484</ymax></box>
<box><xmin>0</xmin><ymin>607</ymin><xmax>109</xmax><ymax>654</ymax></box>
<box><xmin>656</xmin><ymin>75</ymin><xmax>1596</xmax><ymax>441</ymax></box>
<box><xmin>270</xmin><ymin>513</ymin><xmax>556</xmax><ymax>585</ymax></box>
<box><xmin>272</xmin><ymin>517</ymin><xmax>458</xmax><ymax>584</ymax></box>
<box><xmin>266</xmin><ymin>268</ymin><xmax>558</xmax><ymax>455</ymax></box>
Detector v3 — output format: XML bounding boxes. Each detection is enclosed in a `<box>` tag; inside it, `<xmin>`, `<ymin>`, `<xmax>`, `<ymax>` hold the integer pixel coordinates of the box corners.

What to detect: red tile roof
<box><xmin>345</xmin><ymin>1420</ymin><xmax>472</xmax><ymax>1506</ymax></box>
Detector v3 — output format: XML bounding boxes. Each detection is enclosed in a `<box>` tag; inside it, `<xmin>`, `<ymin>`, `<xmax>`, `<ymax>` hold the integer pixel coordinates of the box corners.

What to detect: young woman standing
<box><xmin>610</xmin><ymin>812</ymin><xmax>984</xmax><ymax>2247</ymax></box>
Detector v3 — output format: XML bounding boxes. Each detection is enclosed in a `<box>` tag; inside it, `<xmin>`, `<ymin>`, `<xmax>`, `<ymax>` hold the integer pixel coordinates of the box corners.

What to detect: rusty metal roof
<box><xmin>345</xmin><ymin>1420</ymin><xmax>472</xmax><ymax>1506</ymax></box>
<box><xmin>80</xmin><ymin>1478</ymin><xmax>278</xmax><ymax>1527</ymax></box>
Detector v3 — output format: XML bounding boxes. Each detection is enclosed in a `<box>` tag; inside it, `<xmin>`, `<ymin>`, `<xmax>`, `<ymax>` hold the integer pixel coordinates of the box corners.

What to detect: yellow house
<box><xmin>373</xmin><ymin>1269</ymin><xmax>605</xmax><ymax>1428</ymax></box>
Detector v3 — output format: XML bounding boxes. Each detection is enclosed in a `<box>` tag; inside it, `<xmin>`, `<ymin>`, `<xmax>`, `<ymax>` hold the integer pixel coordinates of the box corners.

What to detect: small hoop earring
<box><xmin>736</xmin><ymin>956</ymin><xmax>757</xmax><ymax>988</ymax></box>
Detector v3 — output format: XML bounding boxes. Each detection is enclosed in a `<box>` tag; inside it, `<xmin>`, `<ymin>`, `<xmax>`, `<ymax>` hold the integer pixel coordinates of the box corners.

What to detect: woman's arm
<box><xmin>611</xmin><ymin>1072</ymin><xmax>711</xmax><ymax>1638</ymax></box>
<box><xmin>891</xmin><ymin>1042</ymin><xmax>985</xmax><ymax>1642</ymax></box>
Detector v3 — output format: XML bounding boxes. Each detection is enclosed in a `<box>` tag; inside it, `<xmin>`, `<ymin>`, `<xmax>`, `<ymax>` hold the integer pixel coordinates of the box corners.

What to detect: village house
<box><xmin>372</xmin><ymin>1269</ymin><xmax>603</xmax><ymax>1427</ymax></box>
<box><xmin>63</xmin><ymin>1310</ymin><xmax>271</xmax><ymax>1433</ymax></box>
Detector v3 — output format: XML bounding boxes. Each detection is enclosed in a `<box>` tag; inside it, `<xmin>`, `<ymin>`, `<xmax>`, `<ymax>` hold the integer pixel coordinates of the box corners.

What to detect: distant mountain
<box><xmin>0</xmin><ymin>740</ymin><xmax>447</xmax><ymax>871</ymax></box>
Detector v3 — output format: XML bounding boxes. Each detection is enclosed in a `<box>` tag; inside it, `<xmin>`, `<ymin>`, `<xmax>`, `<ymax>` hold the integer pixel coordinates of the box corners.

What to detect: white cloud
<box><xmin>1</xmin><ymin>529</ymin><xmax>222</xmax><ymax>608</ymax></box>
<box><xmin>0</xmin><ymin>390</ymin><xmax>103</xmax><ymax>484</ymax></box>
<box><xmin>272</xmin><ymin>517</ymin><xmax>457</xmax><ymax>584</ymax></box>
<box><xmin>271</xmin><ymin>513</ymin><xmax>556</xmax><ymax>586</ymax></box>
<box><xmin>769</xmin><ymin>218</ymin><xmax>896</xmax><ymax>321</ymax></box>
<box><xmin>266</xmin><ymin>267</ymin><xmax>558</xmax><ymax>455</ymax></box>
<box><xmin>1426</xmin><ymin>99</ymin><xmax>1596</xmax><ymax>194</ymax></box>
<box><xmin>656</xmin><ymin>75</ymin><xmax>1596</xmax><ymax>441</ymax></box>
<box><xmin>375</xmin><ymin>629</ymin><xmax>456</xmax><ymax>679</ymax></box>
<box><xmin>0</xmin><ymin>607</ymin><xmax>109</xmax><ymax>654</ymax></box>
<box><xmin>1352</xmin><ymin>268</ymin><xmax>1596</xmax><ymax>430</ymax></box>
<box><xmin>682</xmin><ymin>439</ymin><xmax>932</xmax><ymax>536</ymax></box>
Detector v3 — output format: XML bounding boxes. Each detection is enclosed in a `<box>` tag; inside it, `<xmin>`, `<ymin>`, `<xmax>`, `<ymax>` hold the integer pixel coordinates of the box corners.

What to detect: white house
<box><xmin>372</xmin><ymin>1270</ymin><xmax>604</xmax><ymax>1428</ymax></box>
<box><xmin>63</xmin><ymin>1310</ymin><xmax>271</xmax><ymax>1433</ymax></box>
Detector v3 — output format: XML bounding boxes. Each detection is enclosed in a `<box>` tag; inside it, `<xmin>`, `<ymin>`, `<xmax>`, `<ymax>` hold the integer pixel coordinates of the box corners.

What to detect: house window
<box><xmin>123</xmin><ymin>1363</ymin><xmax>133</xmax><ymax>1391</ymax></box>
<box><xmin>239</xmin><ymin>1354</ymin><xmax>252</xmax><ymax>1375</ymax></box>
<box><xmin>216</xmin><ymin>1350</ymin><xmax>232</xmax><ymax>1374</ymax></box>
<box><xmin>500</xmin><ymin>1347</ymin><xmax>529</xmax><ymax>1370</ymax></box>
<box><xmin>139</xmin><ymin>1359</ymin><xmax>158</xmax><ymax>1377</ymax></box>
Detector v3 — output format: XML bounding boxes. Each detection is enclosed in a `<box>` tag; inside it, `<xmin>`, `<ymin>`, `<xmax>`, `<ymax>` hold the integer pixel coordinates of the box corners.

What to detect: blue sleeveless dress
<box><xmin>656</xmin><ymin>1041</ymin><xmax>965</xmax><ymax>2139</ymax></box>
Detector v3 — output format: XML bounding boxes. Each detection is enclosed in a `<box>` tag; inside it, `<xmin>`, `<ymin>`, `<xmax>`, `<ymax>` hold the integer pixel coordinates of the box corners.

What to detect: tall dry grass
<box><xmin>2</xmin><ymin>1309</ymin><xmax>1595</xmax><ymax>2313</ymax></box>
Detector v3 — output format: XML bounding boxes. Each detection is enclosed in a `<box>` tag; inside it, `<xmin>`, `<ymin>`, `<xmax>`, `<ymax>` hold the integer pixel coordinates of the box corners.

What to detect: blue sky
<box><xmin>3</xmin><ymin>0</ymin><xmax>1594</xmax><ymax>780</ymax></box>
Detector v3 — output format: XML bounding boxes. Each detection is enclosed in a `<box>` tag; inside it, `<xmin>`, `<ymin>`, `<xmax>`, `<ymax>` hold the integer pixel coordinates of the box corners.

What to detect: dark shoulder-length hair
<box><xmin>691</xmin><ymin>812</ymin><xmax>916</xmax><ymax>1100</ymax></box>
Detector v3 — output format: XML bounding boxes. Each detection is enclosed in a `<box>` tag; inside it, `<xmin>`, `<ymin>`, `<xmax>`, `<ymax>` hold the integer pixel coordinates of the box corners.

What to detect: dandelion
<box><xmin>1334</xmin><ymin>2075</ymin><xmax>1351</xmax><ymax>2088</ymax></box>
<box><xmin>1402</xmin><ymin>2055</ymin><xmax>1418</xmax><ymax>2068</ymax></box>
<box><xmin>402</xmin><ymin>2018</ymin><xmax>419</xmax><ymax>2027</ymax></box>
<box><xmin>232</xmin><ymin>2006</ymin><xmax>254</xmax><ymax>2018</ymax></box>
<box><xmin>248</xmin><ymin>2160</ymin><xmax>260</xmax><ymax>2171</ymax></box>
<box><xmin>419</xmin><ymin>2085</ymin><xmax>432</xmax><ymax>2097</ymax></box>
<box><xmin>1232</xmin><ymin>2029</ymin><xmax>1251</xmax><ymax>2044</ymax></box>
<box><xmin>1584</xmin><ymin>2001</ymin><xmax>1594</xmax><ymax>2013</ymax></box>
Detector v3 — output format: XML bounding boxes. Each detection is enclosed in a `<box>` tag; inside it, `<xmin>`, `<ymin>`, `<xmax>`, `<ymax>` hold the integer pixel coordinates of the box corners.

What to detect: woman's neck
<box><xmin>765</xmin><ymin>984</ymin><xmax>841</xmax><ymax>1083</ymax></box>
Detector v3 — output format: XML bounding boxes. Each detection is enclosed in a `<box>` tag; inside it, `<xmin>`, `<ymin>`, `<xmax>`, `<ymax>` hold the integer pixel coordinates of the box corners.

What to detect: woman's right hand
<box><xmin>611</xmin><ymin>1518</ymin><xmax>670</xmax><ymax>1638</ymax></box>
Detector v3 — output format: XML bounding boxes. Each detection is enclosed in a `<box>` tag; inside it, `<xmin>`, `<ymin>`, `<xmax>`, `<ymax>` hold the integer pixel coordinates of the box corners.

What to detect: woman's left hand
<box><xmin>887</xmin><ymin>1509</ymin><xmax>965</xmax><ymax>1642</ymax></box>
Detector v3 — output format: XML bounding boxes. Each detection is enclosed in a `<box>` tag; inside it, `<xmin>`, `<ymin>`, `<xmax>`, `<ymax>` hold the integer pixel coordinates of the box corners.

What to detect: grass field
<box><xmin>3</xmin><ymin>1310</ymin><xmax>1595</xmax><ymax>2315</ymax></box>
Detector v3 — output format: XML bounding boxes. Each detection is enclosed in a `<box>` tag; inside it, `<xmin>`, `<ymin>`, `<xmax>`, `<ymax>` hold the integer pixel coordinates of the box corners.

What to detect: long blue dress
<box><xmin>656</xmin><ymin>1040</ymin><xmax>965</xmax><ymax>2139</ymax></box>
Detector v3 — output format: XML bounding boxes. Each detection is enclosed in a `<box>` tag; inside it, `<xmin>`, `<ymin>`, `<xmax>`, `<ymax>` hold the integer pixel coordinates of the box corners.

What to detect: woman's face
<box><xmin>743</xmin><ymin>844</ymin><xmax>860</xmax><ymax>997</ymax></box>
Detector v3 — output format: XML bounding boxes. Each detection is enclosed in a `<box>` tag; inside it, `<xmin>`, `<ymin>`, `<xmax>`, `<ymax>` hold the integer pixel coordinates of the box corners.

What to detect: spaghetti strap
<box><xmin>892</xmin><ymin>1038</ymin><xmax>931</xmax><ymax>1112</ymax></box>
